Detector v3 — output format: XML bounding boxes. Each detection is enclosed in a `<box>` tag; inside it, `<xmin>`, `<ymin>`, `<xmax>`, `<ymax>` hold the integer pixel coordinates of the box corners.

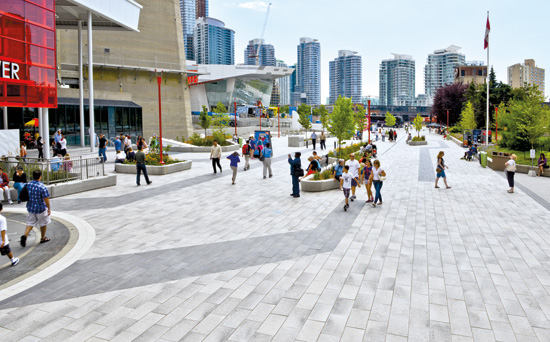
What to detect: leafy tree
<box><xmin>211</xmin><ymin>101</ymin><xmax>228</xmax><ymax>136</ymax></box>
<box><xmin>328</xmin><ymin>96</ymin><xmax>355</xmax><ymax>156</ymax></box>
<box><xmin>317</xmin><ymin>105</ymin><xmax>329</xmax><ymax>131</ymax></box>
<box><xmin>497</xmin><ymin>86</ymin><xmax>549</xmax><ymax>150</ymax></box>
<box><xmin>385</xmin><ymin>111</ymin><xmax>396</xmax><ymax>127</ymax></box>
<box><xmin>413</xmin><ymin>114</ymin><xmax>423</xmax><ymax>137</ymax></box>
<box><xmin>198</xmin><ymin>105</ymin><xmax>211</xmax><ymax>136</ymax></box>
<box><xmin>354</xmin><ymin>105</ymin><xmax>366</xmax><ymax>138</ymax></box>
<box><xmin>459</xmin><ymin>101</ymin><xmax>476</xmax><ymax>130</ymax></box>
<box><xmin>297</xmin><ymin>103</ymin><xmax>312</xmax><ymax>136</ymax></box>
<box><xmin>431</xmin><ymin>83</ymin><xmax>467</xmax><ymax>126</ymax></box>
<box><xmin>280</xmin><ymin>105</ymin><xmax>289</xmax><ymax>114</ymax></box>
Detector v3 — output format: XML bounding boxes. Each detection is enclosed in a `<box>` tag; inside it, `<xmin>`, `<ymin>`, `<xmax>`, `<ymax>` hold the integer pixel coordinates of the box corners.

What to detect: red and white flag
<box><xmin>484</xmin><ymin>15</ymin><xmax>490</xmax><ymax>49</ymax></box>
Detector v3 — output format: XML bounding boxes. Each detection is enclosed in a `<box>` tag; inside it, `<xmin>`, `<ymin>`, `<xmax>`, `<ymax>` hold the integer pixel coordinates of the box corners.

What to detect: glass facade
<box><xmin>0</xmin><ymin>0</ymin><xmax>57</xmax><ymax>108</ymax></box>
<box><xmin>234</xmin><ymin>78</ymin><xmax>272</xmax><ymax>108</ymax></box>
<box><xmin>329</xmin><ymin>51</ymin><xmax>362</xmax><ymax>105</ymax></box>
<box><xmin>296</xmin><ymin>37</ymin><xmax>320</xmax><ymax>105</ymax></box>
<box><xmin>379</xmin><ymin>54</ymin><xmax>415</xmax><ymax>106</ymax></box>
<box><xmin>194</xmin><ymin>17</ymin><xmax>234</xmax><ymax>65</ymax></box>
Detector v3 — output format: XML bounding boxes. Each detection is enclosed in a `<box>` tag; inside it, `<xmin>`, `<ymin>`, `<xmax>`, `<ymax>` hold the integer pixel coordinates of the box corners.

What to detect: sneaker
<box><xmin>9</xmin><ymin>200</ymin><xmax>13</xmax><ymax>205</ymax></box>
<box><xmin>20</xmin><ymin>235</ymin><xmax>26</xmax><ymax>247</ymax></box>
<box><xmin>372</xmin><ymin>203</ymin><xmax>377</xmax><ymax>207</ymax></box>
<box><xmin>269</xmin><ymin>175</ymin><xmax>273</xmax><ymax>178</ymax></box>
<box><xmin>11</xmin><ymin>258</ymin><xmax>19</xmax><ymax>266</ymax></box>
<box><xmin>17</xmin><ymin>200</ymin><xmax>21</xmax><ymax>204</ymax></box>
<box><xmin>351</xmin><ymin>195</ymin><xmax>356</xmax><ymax>199</ymax></box>
<box><xmin>344</xmin><ymin>205</ymin><xmax>347</xmax><ymax>211</ymax></box>
<box><xmin>263</xmin><ymin>176</ymin><xmax>266</xmax><ymax>179</ymax></box>
<box><xmin>147</xmin><ymin>181</ymin><xmax>152</xmax><ymax>185</ymax></box>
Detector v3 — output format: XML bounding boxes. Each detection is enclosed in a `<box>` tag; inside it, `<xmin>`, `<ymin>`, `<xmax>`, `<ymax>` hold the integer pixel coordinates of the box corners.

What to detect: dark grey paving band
<box><xmin>0</xmin><ymin>200</ymin><xmax>365</xmax><ymax>309</ymax></box>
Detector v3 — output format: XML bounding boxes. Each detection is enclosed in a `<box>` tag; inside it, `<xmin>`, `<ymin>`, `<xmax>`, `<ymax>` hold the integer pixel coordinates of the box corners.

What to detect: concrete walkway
<box><xmin>2</xmin><ymin>129</ymin><xmax>550</xmax><ymax>341</ymax></box>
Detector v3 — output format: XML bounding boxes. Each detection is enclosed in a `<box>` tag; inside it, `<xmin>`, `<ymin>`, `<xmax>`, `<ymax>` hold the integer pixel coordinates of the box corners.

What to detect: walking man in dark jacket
<box><xmin>288</xmin><ymin>152</ymin><xmax>302</xmax><ymax>197</ymax></box>
<box><xmin>135</xmin><ymin>147</ymin><xmax>152</xmax><ymax>186</ymax></box>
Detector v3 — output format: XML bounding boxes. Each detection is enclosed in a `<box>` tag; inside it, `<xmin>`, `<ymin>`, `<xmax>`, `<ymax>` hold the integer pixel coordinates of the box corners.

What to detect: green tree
<box><xmin>297</xmin><ymin>103</ymin><xmax>312</xmax><ymax>137</ymax></box>
<box><xmin>328</xmin><ymin>96</ymin><xmax>355</xmax><ymax>156</ymax></box>
<box><xmin>211</xmin><ymin>101</ymin><xmax>228</xmax><ymax>139</ymax></box>
<box><xmin>385</xmin><ymin>111</ymin><xmax>396</xmax><ymax>127</ymax></box>
<box><xmin>459</xmin><ymin>101</ymin><xmax>476</xmax><ymax>130</ymax></box>
<box><xmin>354</xmin><ymin>105</ymin><xmax>366</xmax><ymax>138</ymax></box>
<box><xmin>413</xmin><ymin>114</ymin><xmax>423</xmax><ymax>137</ymax></box>
<box><xmin>317</xmin><ymin>105</ymin><xmax>330</xmax><ymax>131</ymax></box>
<box><xmin>280</xmin><ymin>105</ymin><xmax>289</xmax><ymax>115</ymax></box>
<box><xmin>198</xmin><ymin>105</ymin><xmax>211</xmax><ymax>136</ymax></box>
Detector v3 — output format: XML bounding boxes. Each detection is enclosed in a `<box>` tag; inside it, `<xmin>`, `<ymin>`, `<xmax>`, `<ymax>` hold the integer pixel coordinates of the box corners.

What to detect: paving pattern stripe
<box><xmin>0</xmin><ymin>200</ymin><xmax>366</xmax><ymax>309</ymax></box>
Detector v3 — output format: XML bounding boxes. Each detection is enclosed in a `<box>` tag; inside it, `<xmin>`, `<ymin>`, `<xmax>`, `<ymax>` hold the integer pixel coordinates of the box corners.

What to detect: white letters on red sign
<box><xmin>1</xmin><ymin>61</ymin><xmax>20</xmax><ymax>80</ymax></box>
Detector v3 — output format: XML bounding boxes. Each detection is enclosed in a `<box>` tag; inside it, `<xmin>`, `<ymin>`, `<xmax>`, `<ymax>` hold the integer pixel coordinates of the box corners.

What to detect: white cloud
<box><xmin>237</xmin><ymin>1</ymin><xmax>270</xmax><ymax>11</ymax></box>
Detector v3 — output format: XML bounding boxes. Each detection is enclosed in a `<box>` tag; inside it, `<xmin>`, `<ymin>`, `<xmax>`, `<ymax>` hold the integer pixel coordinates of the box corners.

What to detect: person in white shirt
<box><xmin>345</xmin><ymin>154</ymin><xmax>361</xmax><ymax>201</ymax></box>
<box><xmin>0</xmin><ymin>203</ymin><xmax>19</xmax><ymax>266</ymax></box>
<box><xmin>59</xmin><ymin>134</ymin><xmax>67</xmax><ymax>156</ymax></box>
<box><xmin>115</xmin><ymin>150</ymin><xmax>126</xmax><ymax>164</ymax></box>
<box><xmin>340</xmin><ymin>165</ymin><xmax>361</xmax><ymax>211</ymax></box>
<box><xmin>369</xmin><ymin>159</ymin><xmax>387</xmax><ymax>207</ymax></box>
<box><xmin>505</xmin><ymin>154</ymin><xmax>517</xmax><ymax>193</ymax></box>
<box><xmin>210</xmin><ymin>140</ymin><xmax>223</xmax><ymax>174</ymax></box>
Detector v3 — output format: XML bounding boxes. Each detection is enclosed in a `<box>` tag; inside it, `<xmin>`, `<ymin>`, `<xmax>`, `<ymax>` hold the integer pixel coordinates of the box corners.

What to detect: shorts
<box><xmin>0</xmin><ymin>243</ymin><xmax>11</xmax><ymax>256</ymax></box>
<box><xmin>437</xmin><ymin>170</ymin><xmax>446</xmax><ymax>178</ymax></box>
<box><xmin>351</xmin><ymin>179</ymin><xmax>358</xmax><ymax>187</ymax></box>
<box><xmin>335</xmin><ymin>174</ymin><xmax>342</xmax><ymax>181</ymax></box>
<box><xmin>343</xmin><ymin>188</ymin><xmax>351</xmax><ymax>198</ymax></box>
<box><xmin>26</xmin><ymin>210</ymin><xmax>51</xmax><ymax>228</ymax></box>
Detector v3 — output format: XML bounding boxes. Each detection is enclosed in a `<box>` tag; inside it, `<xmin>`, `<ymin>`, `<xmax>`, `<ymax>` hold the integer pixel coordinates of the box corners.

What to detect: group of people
<box><xmin>387</xmin><ymin>129</ymin><xmax>398</xmax><ymax>142</ymax></box>
<box><xmin>460</xmin><ymin>144</ymin><xmax>478</xmax><ymax>161</ymax></box>
<box><xmin>310</xmin><ymin>130</ymin><xmax>327</xmax><ymax>150</ymax></box>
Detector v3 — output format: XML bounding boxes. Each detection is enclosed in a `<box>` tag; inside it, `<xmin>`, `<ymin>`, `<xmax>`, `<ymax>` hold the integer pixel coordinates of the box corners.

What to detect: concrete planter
<box><xmin>115</xmin><ymin>160</ymin><xmax>192</xmax><ymax>175</ymax></box>
<box><xmin>166</xmin><ymin>141</ymin><xmax>239</xmax><ymax>153</ymax></box>
<box><xmin>3</xmin><ymin>174</ymin><xmax>117</xmax><ymax>201</ymax></box>
<box><xmin>288</xmin><ymin>136</ymin><xmax>305</xmax><ymax>147</ymax></box>
<box><xmin>409</xmin><ymin>141</ymin><xmax>428</xmax><ymax>146</ymax></box>
<box><xmin>301</xmin><ymin>175</ymin><xmax>340</xmax><ymax>192</ymax></box>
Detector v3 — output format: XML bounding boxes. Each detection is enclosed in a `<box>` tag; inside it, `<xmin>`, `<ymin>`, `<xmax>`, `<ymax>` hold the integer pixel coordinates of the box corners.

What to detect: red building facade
<box><xmin>0</xmin><ymin>0</ymin><xmax>57</xmax><ymax>108</ymax></box>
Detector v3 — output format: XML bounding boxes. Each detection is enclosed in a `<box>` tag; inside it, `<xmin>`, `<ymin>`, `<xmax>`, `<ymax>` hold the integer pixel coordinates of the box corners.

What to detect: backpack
<box><xmin>19</xmin><ymin>185</ymin><xmax>29</xmax><ymax>202</ymax></box>
<box><xmin>242</xmin><ymin>144</ymin><xmax>249</xmax><ymax>155</ymax></box>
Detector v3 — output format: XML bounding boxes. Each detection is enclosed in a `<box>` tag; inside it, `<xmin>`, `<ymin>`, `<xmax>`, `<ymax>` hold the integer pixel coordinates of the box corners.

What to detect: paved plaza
<box><xmin>2</xmin><ymin>130</ymin><xmax>550</xmax><ymax>341</ymax></box>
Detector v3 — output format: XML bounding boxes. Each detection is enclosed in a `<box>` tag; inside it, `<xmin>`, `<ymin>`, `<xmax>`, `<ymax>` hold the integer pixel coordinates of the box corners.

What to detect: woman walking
<box><xmin>435</xmin><ymin>151</ymin><xmax>451</xmax><ymax>189</ymax></box>
<box><xmin>20</xmin><ymin>142</ymin><xmax>27</xmax><ymax>162</ymax></box>
<box><xmin>362</xmin><ymin>159</ymin><xmax>374</xmax><ymax>203</ymax></box>
<box><xmin>226</xmin><ymin>152</ymin><xmax>240</xmax><ymax>185</ymax></box>
<box><xmin>369</xmin><ymin>159</ymin><xmax>386</xmax><ymax>207</ymax></box>
<box><xmin>505</xmin><ymin>154</ymin><xmax>517</xmax><ymax>193</ymax></box>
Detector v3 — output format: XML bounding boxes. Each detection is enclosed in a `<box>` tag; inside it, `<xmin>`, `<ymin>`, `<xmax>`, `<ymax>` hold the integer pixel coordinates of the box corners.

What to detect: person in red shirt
<box><xmin>0</xmin><ymin>167</ymin><xmax>13</xmax><ymax>205</ymax></box>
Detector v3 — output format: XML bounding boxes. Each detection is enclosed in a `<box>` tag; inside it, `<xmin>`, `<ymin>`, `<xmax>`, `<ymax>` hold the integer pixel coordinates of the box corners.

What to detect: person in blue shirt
<box><xmin>332</xmin><ymin>159</ymin><xmax>344</xmax><ymax>182</ymax></box>
<box><xmin>114</xmin><ymin>136</ymin><xmax>122</xmax><ymax>152</ymax></box>
<box><xmin>249</xmin><ymin>136</ymin><xmax>256</xmax><ymax>157</ymax></box>
<box><xmin>261</xmin><ymin>142</ymin><xmax>273</xmax><ymax>179</ymax></box>
<box><xmin>226</xmin><ymin>152</ymin><xmax>241</xmax><ymax>185</ymax></box>
<box><xmin>288</xmin><ymin>152</ymin><xmax>302</xmax><ymax>197</ymax></box>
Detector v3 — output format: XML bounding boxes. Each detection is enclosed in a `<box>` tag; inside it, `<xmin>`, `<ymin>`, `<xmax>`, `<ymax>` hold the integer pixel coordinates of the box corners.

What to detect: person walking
<box><xmin>261</xmin><ymin>142</ymin><xmax>273</xmax><ymax>179</ymax></box>
<box><xmin>98</xmin><ymin>133</ymin><xmax>108</xmax><ymax>162</ymax></box>
<box><xmin>124</xmin><ymin>135</ymin><xmax>131</xmax><ymax>153</ymax></box>
<box><xmin>59</xmin><ymin>134</ymin><xmax>67</xmax><ymax>157</ymax></box>
<box><xmin>0</xmin><ymin>203</ymin><xmax>19</xmax><ymax>266</ymax></box>
<box><xmin>210</xmin><ymin>140</ymin><xmax>222</xmax><ymax>174</ymax></box>
<box><xmin>242</xmin><ymin>140</ymin><xmax>252</xmax><ymax>171</ymax></box>
<box><xmin>505</xmin><ymin>154</ymin><xmax>517</xmax><ymax>193</ymax></box>
<box><xmin>0</xmin><ymin>167</ymin><xmax>13</xmax><ymax>205</ymax></box>
<box><xmin>320</xmin><ymin>132</ymin><xmax>326</xmax><ymax>150</ymax></box>
<box><xmin>20</xmin><ymin>170</ymin><xmax>51</xmax><ymax>246</ymax></box>
<box><xmin>135</xmin><ymin>146</ymin><xmax>152</xmax><ymax>186</ymax></box>
<box><xmin>37</xmin><ymin>136</ymin><xmax>44</xmax><ymax>160</ymax></box>
<box><xmin>12</xmin><ymin>166</ymin><xmax>27</xmax><ymax>204</ymax></box>
<box><xmin>226</xmin><ymin>152</ymin><xmax>240</xmax><ymax>185</ymax></box>
<box><xmin>369</xmin><ymin>159</ymin><xmax>386</xmax><ymax>207</ymax></box>
<box><xmin>435</xmin><ymin>151</ymin><xmax>451</xmax><ymax>189</ymax></box>
<box><xmin>361</xmin><ymin>159</ymin><xmax>374</xmax><ymax>203</ymax></box>
<box><xmin>345</xmin><ymin>153</ymin><xmax>360</xmax><ymax>201</ymax></box>
<box><xmin>288</xmin><ymin>152</ymin><xmax>302</xmax><ymax>197</ymax></box>
<box><xmin>311</xmin><ymin>130</ymin><xmax>317</xmax><ymax>150</ymax></box>
<box><xmin>340</xmin><ymin>165</ymin><xmax>361</xmax><ymax>211</ymax></box>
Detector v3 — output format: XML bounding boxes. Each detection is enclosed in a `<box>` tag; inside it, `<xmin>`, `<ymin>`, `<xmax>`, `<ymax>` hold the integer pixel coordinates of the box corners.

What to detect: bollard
<box><xmin>334</xmin><ymin>141</ymin><xmax>336</xmax><ymax>149</ymax></box>
<box><xmin>306</xmin><ymin>139</ymin><xmax>308</xmax><ymax>148</ymax></box>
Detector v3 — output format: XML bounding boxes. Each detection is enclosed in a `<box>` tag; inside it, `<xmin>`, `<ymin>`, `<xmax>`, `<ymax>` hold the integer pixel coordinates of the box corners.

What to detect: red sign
<box><xmin>0</xmin><ymin>0</ymin><xmax>57</xmax><ymax>108</ymax></box>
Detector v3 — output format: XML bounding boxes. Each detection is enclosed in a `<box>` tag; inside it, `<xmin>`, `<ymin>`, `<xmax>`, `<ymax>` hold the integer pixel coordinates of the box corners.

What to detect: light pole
<box><xmin>367</xmin><ymin>100</ymin><xmax>371</xmax><ymax>143</ymax></box>
<box><xmin>156</xmin><ymin>71</ymin><xmax>164</xmax><ymax>164</ymax></box>
<box><xmin>446</xmin><ymin>109</ymin><xmax>449</xmax><ymax>137</ymax></box>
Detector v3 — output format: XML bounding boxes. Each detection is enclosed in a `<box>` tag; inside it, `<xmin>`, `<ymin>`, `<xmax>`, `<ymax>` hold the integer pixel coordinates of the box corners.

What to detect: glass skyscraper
<box><xmin>194</xmin><ymin>17</ymin><xmax>234</xmax><ymax>65</ymax></box>
<box><xmin>196</xmin><ymin>0</ymin><xmax>208</xmax><ymax>19</ymax></box>
<box><xmin>329</xmin><ymin>50</ymin><xmax>362</xmax><ymax>105</ymax></box>
<box><xmin>294</xmin><ymin>37</ymin><xmax>321</xmax><ymax>106</ymax></box>
<box><xmin>379</xmin><ymin>54</ymin><xmax>415</xmax><ymax>106</ymax></box>
<box><xmin>424</xmin><ymin>45</ymin><xmax>465</xmax><ymax>98</ymax></box>
<box><xmin>180</xmin><ymin>0</ymin><xmax>209</xmax><ymax>60</ymax></box>
<box><xmin>276</xmin><ymin>60</ymin><xmax>292</xmax><ymax>105</ymax></box>
<box><xmin>244</xmin><ymin>39</ymin><xmax>276</xmax><ymax>66</ymax></box>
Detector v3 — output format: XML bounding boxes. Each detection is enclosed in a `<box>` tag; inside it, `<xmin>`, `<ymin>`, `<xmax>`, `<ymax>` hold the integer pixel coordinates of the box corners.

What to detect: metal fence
<box><xmin>0</xmin><ymin>156</ymin><xmax>105</xmax><ymax>185</ymax></box>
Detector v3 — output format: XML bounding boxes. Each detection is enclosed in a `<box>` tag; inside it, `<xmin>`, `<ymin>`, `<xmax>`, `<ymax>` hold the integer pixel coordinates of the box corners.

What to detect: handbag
<box><xmin>379</xmin><ymin>176</ymin><xmax>387</xmax><ymax>182</ymax></box>
<box><xmin>436</xmin><ymin>167</ymin><xmax>443</xmax><ymax>173</ymax></box>
<box><xmin>19</xmin><ymin>185</ymin><xmax>29</xmax><ymax>202</ymax></box>
<box><xmin>295</xmin><ymin>167</ymin><xmax>305</xmax><ymax>177</ymax></box>
<box><xmin>260</xmin><ymin>155</ymin><xmax>265</xmax><ymax>161</ymax></box>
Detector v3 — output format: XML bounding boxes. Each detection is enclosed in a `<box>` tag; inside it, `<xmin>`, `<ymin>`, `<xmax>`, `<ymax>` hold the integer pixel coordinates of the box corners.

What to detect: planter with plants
<box><xmin>115</xmin><ymin>150</ymin><xmax>192</xmax><ymax>175</ymax></box>
<box><xmin>409</xmin><ymin>135</ymin><xmax>428</xmax><ymax>146</ymax></box>
<box><xmin>300</xmin><ymin>168</ymin><xmax>340</xmax><ymax>192</ymax></box>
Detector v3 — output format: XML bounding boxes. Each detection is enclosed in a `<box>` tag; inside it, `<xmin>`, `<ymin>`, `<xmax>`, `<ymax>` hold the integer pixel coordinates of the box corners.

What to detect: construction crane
<box><xmin>248</xmin><ymin>2</ymin><xmax>272</xmax><ymax>66</ymax></box>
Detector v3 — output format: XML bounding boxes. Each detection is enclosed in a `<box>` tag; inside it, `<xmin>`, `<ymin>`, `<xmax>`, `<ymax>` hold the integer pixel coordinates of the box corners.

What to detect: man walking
<box><xmin>226</xmin><ymin>152</ymin><xmax>240</xmax><ymax>185</ymax></box>
<box><xmin>261</xmin><ymin>142</ymin><xmax>273</xmax><ymax>179</ymax></box>
<box><xmin>242</xmin><ymin>140</ymin><xmax>252</xmax><ymax>171</ymax></box>
<box><xmin>210</xmin><ymin>140</ymin><xmax>222</xmax><ymax>174</ymax></box>
<box><xmin>135</xmin><ymin>146</ymin><xmax>152</xmax><ymax>186</ymax></box>
<box><xmin>98</xmin><ymin>133</ymin><xmax>109</xmax><ymax>162</ymax></box>
<box><xmin>320</xmin><ymin>132</ymin><xmax>326</xmax><ymax>150</ymax></box>
<box><xmin>345</xmin><ymin>153</ymin><xmax>360</xmax><ymax>201</ymax></box>
<box><xmin>311</xmin><ymin>130</ymin><xmax>317</xmax><ymax>150</ymax></box>
<box><xmin>20</xmin><ymin>170</ymin><xmax>51</xmax><ymax>246</ymax></box>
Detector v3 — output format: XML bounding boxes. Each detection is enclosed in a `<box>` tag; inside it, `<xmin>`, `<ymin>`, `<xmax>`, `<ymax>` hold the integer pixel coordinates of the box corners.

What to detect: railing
<box><xmin>0</xmin><ymin>156</ymin><xmax>105</xmax><ymax>185</ymax></box>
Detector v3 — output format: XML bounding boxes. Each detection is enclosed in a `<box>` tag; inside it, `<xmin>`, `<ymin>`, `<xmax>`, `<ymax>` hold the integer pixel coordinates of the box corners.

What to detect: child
<box><xmin>226</xmin><ymin>152</ymin><xmax>241</xmax><ymax>185</ymax></box>
<box><xmin>0</xmin><ymin>203</ymin><xmax>20</xmax><ymax>266</ymax></box>
<box><xmin>340</xmin><ymin>165</ymin><xmax>361</xmax><ymax>211</ymax></box>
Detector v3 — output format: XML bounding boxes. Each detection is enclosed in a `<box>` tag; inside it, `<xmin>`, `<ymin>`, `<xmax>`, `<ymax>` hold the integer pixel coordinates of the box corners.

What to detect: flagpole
<box><xmin>485</xmin><ymin>11</ymin><xmax>490</xmax><ymax>146</ymax></box>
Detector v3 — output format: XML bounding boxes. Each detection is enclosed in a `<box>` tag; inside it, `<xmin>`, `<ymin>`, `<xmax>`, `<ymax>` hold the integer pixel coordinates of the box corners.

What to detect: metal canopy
<box><xmin>56</xmin><ymin>0</ymin><xmax>142</xmax><ymax>31</ymax></box>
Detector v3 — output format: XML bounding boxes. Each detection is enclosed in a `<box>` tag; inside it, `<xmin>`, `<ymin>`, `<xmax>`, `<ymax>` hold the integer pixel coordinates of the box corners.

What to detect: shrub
<box><xmin>327</xmin><ymin>143</ymin><xmax>362</xmax><ymax>161</ymax></box>
<box><xmin>412</xmin><ymin>136</ymin><xmax>426</xmax><ymax>142</ymax></box>
<box><xmin>311</xmin><ymin>169</ymin><xmax>335</xmax><ymax>181</ymax></box>
<box><xmin>449</xmin><ymin>127</ymin><xmax>461</xmax><ymax>134</ymax></box>
<box><xmin>186</xmin><ymin>133</ymin><xmax>230</xmax><ymax>146</ymax></box>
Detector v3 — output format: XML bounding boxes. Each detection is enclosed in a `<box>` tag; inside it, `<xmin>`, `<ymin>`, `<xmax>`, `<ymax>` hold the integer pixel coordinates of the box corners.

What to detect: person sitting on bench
<box><xmin>538</xmin><ymin>153</ymin><xmax>548</xmax><ymax>176</ymax></box>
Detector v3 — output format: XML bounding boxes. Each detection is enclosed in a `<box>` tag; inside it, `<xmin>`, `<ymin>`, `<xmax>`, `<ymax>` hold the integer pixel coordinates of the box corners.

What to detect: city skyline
<box><xmin>210</xmin><ymin>0</ymin><xmax>550</xmax><ymax>102</ymax></box>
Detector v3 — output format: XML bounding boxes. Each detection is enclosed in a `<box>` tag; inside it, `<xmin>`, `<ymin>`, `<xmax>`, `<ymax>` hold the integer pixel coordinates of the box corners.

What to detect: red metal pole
<box><xmin>495</xmin><ymin>107</ymin><xmax>498</xmax><ymax>145</ymax></box>
<box><xmin>447</xmin><ymin>109</ymin><xmax>449</xmax><ymax>137</ymax></box>
<box><xmin>157</xmin><ymin>73</ymin><xmax>164</xmax><ymax>164</ymax></box>
<box><xmin>234</xmin><ymin>101</ymin><xmax>237</xmax><ymax>136</ymax></box>
<box><xmin>368</xmin><ymin>100</ymin><xmax>371</xmax><ymax>143</ymax></box>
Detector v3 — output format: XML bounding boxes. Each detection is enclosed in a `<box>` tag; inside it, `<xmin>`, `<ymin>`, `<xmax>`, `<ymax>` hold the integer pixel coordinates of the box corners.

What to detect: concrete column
<box><xmin>78</xmin><ymin>20</ymin><xmax>85</xmax><ymax>147</ymax></box>
<box><xmin>43</xmin><ymin>108</ymin><xmax>50</xmax><ymax>160</ymax></box>
<box><xmin>38</xmin><ymin>108</ymin><xmax>43</xmax><ymax>140</ymax></box>
<box><xmin>2</xmin><ymin>107</ymin><xmax>7</xmax><ymax>129</ymax></box>
<box><xmin>87</xmin><ymin>11</ymin><xmax>95</xmax><ymax>153</ymax></box>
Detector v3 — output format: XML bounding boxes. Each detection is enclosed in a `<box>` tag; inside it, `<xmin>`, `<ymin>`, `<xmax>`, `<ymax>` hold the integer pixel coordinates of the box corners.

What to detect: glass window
<box><xmin>56</xmin><ymin>105</ymin><xmax>65</xmax><ymax>132</ymax></box>
<box><xmin>114</xmin><ymin>107</ymin><xmax>123</xmax><ymax>132</ymax></box>
<box><xmin>66</xmin><ymin>105</ymin><xmax>75</xmax><ymax>134</ymax></box>
<box><xmin>122</xmin><ymin>107</ymin><xmax>129</xmax><ymax>132</ymax></box>
<box><xmin>99</xmin><ymin>106</ymin><xmax>108</xmax><ymax>132</ymax></box>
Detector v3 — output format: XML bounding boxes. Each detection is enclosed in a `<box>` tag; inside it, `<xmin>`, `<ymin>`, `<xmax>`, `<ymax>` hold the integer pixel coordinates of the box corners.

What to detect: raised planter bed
<box><xmin>409</xmin><ymin>141</ymin><xmax>428</xmax><ymax>146</ymax></box>
<box><xmin>167</xmin><ymin>142</ymin><xmax>239</xmax><ymax>153</ymax></box>
<box><xmin>115</xmin><ymin>161</ymin><xmax>192</xmax><ymax>175</ymax></box>
<box><xmin>288</xmin><ymin>135</ymin><xmax>305</xmax><ymax>147</ymax></box>
<box><xmin>301</xmin><ymin>175</ymin><xmax>340</xmax><ymax>192</ymax></box>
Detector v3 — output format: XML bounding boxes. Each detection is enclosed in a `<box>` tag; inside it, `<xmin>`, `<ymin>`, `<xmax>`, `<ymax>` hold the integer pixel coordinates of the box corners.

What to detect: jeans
<box><xmin>312</xmin><ymin>139</ymin><xmax>316</xmax><ymax>150</ymax></box>
<box><xmin>13</xmin><ymin>182</ymin><xmax>24</xmax><ymax>201</ymax></box>
<box><xmin>320</xmin><ymin>140</ymin><xmax>326</xmax><ymax>150</ymax></box>
<box><xmin>231</xmin><ymin>166</ymin><xmax>237</xmax><ymax>183</ymax></box>
<box><xmin>136</xmin><ymin>163</ymin><xmax>150</xmax><ymax>185</ymax></box>
<box><xmin>38</xmin><ymin>148</ymin><xmax>43</xmax><ymax>159</ymax></box>
<box><xmin>292</xmin><ymin>176</ymin><xmax>300</xmax><ymax>196</ymax></box>
<box><xmin>373</xmin><ymin>180</ymin><xmax>383</xmax><ymax>204</ymax></box>
<box><xmin>212</xmin><ymin>157</ymin><xmax>222</xmax><ymax>173</ymax></box>
<box><xmin>507</xmin><ymin>171</ymin><xmax>515</xmax><ymax>188</ymax></box>
<box><xmin>99</xmin><ymin>148</ymin><xmax>107</xmax><ymax>162</ymax></box>
<box><xmin>263</xmin><ymin>158</ymin><xmax>272</xmax><ymax>177</ymax></box>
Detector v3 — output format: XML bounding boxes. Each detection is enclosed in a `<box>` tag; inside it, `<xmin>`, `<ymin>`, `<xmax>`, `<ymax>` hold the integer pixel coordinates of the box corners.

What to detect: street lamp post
<box><xmin>367</xmin><ymin>100</ymin><xmax>371</xmax><ymax>143</ymax></box>
<box><xmin>447</xmin><ymin>109</ymin><xmax>449</xmax><ymax>137</ymax></box>
<box><xmin>495</xmin><ymin>107</ymin><xmax>498</xmax><ymax>145</ymax></box>
<box><xmin>156</xmin><ymin>72</ymin><xmax>164</xmax><ymax>164</ymax></box>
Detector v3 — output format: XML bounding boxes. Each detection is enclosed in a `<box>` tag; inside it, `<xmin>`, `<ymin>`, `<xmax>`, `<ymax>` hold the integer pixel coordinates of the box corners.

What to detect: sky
<box><xmin>210</xmin><ymin>0</ymin><xmax>550</xmax><ymax>103</ymax></box>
